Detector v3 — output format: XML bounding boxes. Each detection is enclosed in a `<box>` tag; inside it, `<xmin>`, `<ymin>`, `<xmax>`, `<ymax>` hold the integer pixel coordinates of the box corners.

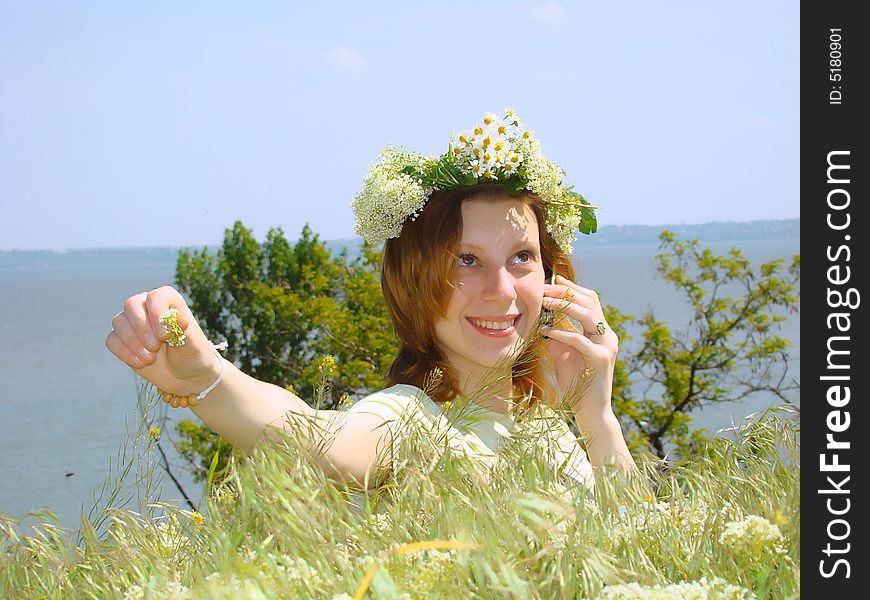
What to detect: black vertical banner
<box><xmin>804</xmin><ymin>3</ymin><xmax>867</xmax><ymax>595</ymax></box>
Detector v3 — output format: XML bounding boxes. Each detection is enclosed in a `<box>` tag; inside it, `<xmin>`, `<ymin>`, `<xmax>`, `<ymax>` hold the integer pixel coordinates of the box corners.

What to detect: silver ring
<box><xmin>589</xmin><ymin>321</ymin><xmax>606</xmax><ymax>336</ymax></box>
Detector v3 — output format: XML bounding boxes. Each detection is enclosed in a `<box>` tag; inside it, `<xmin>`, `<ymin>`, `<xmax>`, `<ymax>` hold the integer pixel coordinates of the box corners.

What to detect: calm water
<box><xmin>0</xmin><ymin>239</ymin><xmax>799</xmax><ymax>528</ymax></box>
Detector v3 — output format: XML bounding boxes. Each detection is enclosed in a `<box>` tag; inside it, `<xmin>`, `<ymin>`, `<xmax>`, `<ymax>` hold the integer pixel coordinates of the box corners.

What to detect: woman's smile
<box><xmin>466</xmin><ymin>314</ymin><xmax>521</xmax><ymax>336</ymax></box>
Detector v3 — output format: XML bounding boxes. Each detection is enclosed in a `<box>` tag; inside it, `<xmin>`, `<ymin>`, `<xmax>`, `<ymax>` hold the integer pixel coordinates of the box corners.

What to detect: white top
<box><xmin>346</xmin><ymin>383</ymin><xmax>594</xmax><ymax>490</ymax></box>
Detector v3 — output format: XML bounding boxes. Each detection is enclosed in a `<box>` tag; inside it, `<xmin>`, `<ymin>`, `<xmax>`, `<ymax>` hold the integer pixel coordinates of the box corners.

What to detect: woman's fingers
<box><xmin>143</xmin><ymin>286</ymin><xmax>193</xmax><ymax>345</ymax></box>
<box><xmin>543</xmin><ymin>275</ymin><xmax>613</xmax><ymax>336</ymax></box>
<box><xmin>120</xmin><ymin>292</ymin><xmax>161</xmax><ymax>352</ymax></box>
<box><xmin>549</xmin><ymin>275</ymin><xmax>604</xmax><ymax>311</ymax></box>
<box><xmin>105</xmin><ymin>330</ymin><xmax>146</xmax><ymax>369</ymax></box>
<box><xmin>107</xmin><ymin>286</ymin><xmax>197</xmax><ymax>370</ymax></box>
<box><xmin>111</xmin><ymin>309</ymin><xmax>156</xmax><ymax>364</ymax></box>
<box><xmin>543</xmin><ymin>326</ymin><xmax>613</xmax><ymax>362</ymax></box>
<box><xmin>542</xmin><ymin>296</ymin><xmax>611</xmax><ymax>340</ymax></box>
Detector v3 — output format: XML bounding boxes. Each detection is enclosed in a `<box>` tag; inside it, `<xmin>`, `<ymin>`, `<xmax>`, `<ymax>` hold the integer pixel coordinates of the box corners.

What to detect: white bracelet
<box><xmin>157</xmin><ymin>341</ymin><xmax>228</xmax><ymax>408</ymax></box>
<box><xmin>196</xmin><ymin>348</ymin><xmax>226</xmax><ymax>401</ymax></box>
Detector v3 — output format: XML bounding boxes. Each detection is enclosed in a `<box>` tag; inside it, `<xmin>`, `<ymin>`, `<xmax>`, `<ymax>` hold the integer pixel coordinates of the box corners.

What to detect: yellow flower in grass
<box><xmin>148</xmin><ymin>427</ymin><xmax>161</xmax><ymax>442</ymax></box>
<box><xmin>338</xmin><ymin>393</ymin><xmax>352</xmax><ymax>408</ymax></box>
<box><xmin>190</xmin><ymin>511</ymin><xmax>205</xmax><ymax>528</ymax></box>
<box><xmin>316</xmin><ymin>355</ymin><xmax>338</xmax><ymax>377</ymax></box>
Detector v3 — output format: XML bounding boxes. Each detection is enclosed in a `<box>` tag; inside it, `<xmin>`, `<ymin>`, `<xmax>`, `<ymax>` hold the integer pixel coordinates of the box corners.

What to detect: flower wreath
<box><xmin>351</xmin><ymin>108</ymin><xmax>597</xmax><ymax>254</ymax></box>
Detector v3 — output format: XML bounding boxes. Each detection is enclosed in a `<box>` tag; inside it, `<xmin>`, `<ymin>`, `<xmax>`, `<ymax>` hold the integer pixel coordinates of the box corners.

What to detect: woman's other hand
<box><xmin>541</xmin><ymin>275</ymin><xmax>636</xmax><ymax>473</ymax></box>
<box><xmin>541</xmin><ymin>275</ymin><xmax>619</xmax><ymax>418</ymax></box>
<box><xmin>105</xmin><ymin>286</ymin><xmax>221</xmax><ymax>396</ymax></box>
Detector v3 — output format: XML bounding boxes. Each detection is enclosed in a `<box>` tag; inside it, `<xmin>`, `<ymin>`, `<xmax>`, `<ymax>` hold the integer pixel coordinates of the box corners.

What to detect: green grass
<box><xmin>1</xmin><ymin>398</ymin><xmax>799</xmax><ymax>599</ymax></box>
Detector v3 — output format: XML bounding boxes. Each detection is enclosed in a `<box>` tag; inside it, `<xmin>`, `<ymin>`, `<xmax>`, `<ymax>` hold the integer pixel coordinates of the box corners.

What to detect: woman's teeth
<box><xmin>470</xmin><ymin>318</ymin><xmax>514</xmax><ymax>330</ymax></box>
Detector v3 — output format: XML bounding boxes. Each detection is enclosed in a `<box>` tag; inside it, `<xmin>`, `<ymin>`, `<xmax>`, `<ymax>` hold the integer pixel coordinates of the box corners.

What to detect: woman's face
<box><xmin>434</xmin><ymin>196</ymin><xmax>546</xmax><ymax>380</ymax></box>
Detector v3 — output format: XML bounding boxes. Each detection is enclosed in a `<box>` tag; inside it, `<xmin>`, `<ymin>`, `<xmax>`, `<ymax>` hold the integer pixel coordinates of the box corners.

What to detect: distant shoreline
<box><xmin>2</xmin><ymin>218</ymin><xmax>799</xmax><ymax>256</ymax></box>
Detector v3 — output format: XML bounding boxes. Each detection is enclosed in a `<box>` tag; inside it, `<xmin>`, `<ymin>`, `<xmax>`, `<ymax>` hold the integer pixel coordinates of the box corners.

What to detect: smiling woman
<box><xmin>379</xmin><ymin>183</ymin><xmax>575</xmax><ymax>412</ymax></box>
<box><xmin>105</xmin><ymin>109</ymin><xmax>636</xmax><ymax>491</ymax></box>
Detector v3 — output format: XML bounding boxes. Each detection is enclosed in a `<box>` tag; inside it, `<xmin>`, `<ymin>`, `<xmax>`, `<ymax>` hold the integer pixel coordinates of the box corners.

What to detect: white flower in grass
<box><xmin>598</xmin><ymin>576</ymin><xmax>754</xmax><ymax>599</ymax></box>
<box><xmin>367</xmin><ymin>512</ymin><xmax>393</xmax><ymax>537</ymax></box>
<box><xmin>719</xmin><ymin>515</ymin><xmax>786</xmax><ymax>558</ymax></box>
<box><xmin>385</xmin><ymin>548</ymin><xmax>460</xmax><ymax>594</ymax></box>
<box><xmin>199</xmin><ymin>573</ymin><xmax>265</xmax><ymax>599</ymax></box>
<box><xmin>122</xmin><ymin>585</ymin><xmax>144</xmax><ymax>600</ymax></box>
<box><xmin>153</xmin><ymin>517</ymin><xmax>194</xmax><ymax>559</ymax></box>
<box><xmin>123</xmin><ymin>580</ymin><xmax>191</xmax><ymax>600</ymax></box>
<box><xmin>164</xmin><ymin>581</ymin><xmax>192</xmax><ymax>598</ymax></box>
<box><xmin>267</xmin><ymin>552</ymin><xmax>325</xmax><ymax>586</ymax></box>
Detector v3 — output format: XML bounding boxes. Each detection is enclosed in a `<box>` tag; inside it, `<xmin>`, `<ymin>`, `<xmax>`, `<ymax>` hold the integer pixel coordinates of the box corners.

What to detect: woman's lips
<box><xmin>466</xmin><ymin>315</ymin><xmax>521</xmax><ymax>337</ymax></box>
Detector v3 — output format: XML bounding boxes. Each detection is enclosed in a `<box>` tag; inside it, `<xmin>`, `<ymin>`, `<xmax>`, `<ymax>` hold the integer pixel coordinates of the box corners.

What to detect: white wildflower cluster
<box><xmin>598</xmin><ymin>576</ymin><xmax>754</xmax><ymax>599</ymax></box>
<box><xmin>267</xmin><ymin>552</ymin><xmax>325</xmax><ymax>586</ymax></box>
<box><xmin>351</xmin><ymin>146</ymin><xmax>431</xmax><ymax>245</ymax></box>
<box><xmin>673</xmin><ymin>497</ymin><xmax>713</xmax><ymax>534</ymax></box>
<box><xmin>641</xmin><ymin>497</ymin><xmax>721</xmax><ymax>532</ymax></box>
<box><xmin>366</xmin><ymin>511</ymin><xmax>394</xmax><ymax>538</ymax></box>
<box><xmin>451</xmin><ymin>109</ymin><xmax>527</xmax><ymax>179</ymax></box>
<box><xmin>153</xmin><ymin>516</ymin><xmax>195</xmax><ymax>559</ymax></box>
<box><xmin>351</xmin><ymin>108</ymin><xmax>596</xmax><ymax>253</ymax></box>
<box><xmin>199</xmin><ymin>572</ymin><xmax>269</xmax><ymax>599</ymax></box>
<box><xmin>605</xmin><ymin>497</ymin><xmax>718</xmax><ymax>544</ymax></box>
<box><xmin>718</xmin><ymin>515</ymin><xmax>786</xmax><ymax>559</ymax></box>
<box><xmin>234</xmin><ymin>548</ymin><xmax>325</xmax><ymax>587</ymax></box>
<box><xmin>123</xmin><ymin>580</ymin><xmax>191</xmax><ymax>600</ymax></box>
<box><xmin>383</xmin><ymin>547</ymin><xmax>460</xmax><ymax>594</ymax></box>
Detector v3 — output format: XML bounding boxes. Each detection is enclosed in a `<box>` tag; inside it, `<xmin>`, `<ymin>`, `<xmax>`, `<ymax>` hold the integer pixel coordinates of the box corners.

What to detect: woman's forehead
<box><xmin>460</xmin><ymin>197</ymin><xmax>539</xmax><ymax>245</ymax></box>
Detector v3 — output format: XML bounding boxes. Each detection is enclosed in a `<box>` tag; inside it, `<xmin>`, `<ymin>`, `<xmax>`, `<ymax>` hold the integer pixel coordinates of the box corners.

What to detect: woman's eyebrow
<box><xmin>460</xmin><ymin>240</ymin><xmax>539</xmax><ymax>251</ymax></box>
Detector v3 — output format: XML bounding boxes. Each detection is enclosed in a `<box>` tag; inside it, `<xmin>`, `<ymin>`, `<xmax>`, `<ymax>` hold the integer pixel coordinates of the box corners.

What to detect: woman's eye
<box><xmin>513</xmin><ymin>250</ymin><xmax>536</xmax><ymax>265</ymax></box>
<box><xmin>458</xmin><ymin>254</ymin><xmax>477</xmax><ymax>267</ymax></box>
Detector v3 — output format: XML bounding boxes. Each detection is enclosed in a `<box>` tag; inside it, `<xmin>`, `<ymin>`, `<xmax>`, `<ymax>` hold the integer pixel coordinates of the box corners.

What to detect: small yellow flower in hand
<box><xmin>159</xmin><ymin>309</ymin><xmax>187</xmax><ymax>347</ymax></box>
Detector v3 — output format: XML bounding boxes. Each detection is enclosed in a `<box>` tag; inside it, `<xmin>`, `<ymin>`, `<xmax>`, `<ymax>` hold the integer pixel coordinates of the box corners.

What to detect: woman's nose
<box><xmin>481</xmin><ymin>266</ymin><xmax>518</xmax><ymax>301</ymax></box>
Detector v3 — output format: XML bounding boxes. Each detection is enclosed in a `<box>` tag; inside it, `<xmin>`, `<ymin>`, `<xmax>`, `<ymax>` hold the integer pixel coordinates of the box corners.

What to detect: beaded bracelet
<box><xmin>157</xmin><ymin>344</ymin><xmax>226</xmax><ymax>408</ymax></box>
<box><xmin>156</xmin><ymin>307</ymin><xmax>229</xmax><ymax>408</ymax></box>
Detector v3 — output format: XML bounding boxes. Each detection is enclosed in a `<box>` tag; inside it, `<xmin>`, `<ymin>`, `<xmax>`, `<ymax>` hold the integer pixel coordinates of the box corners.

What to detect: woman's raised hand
<box><xmin>105</xmin><ymin>286</ymin><xmax>221</xmax><ymax>397</ymax></box>
<box><xmin>541</xmin><ymin>274</ymin><xmax>619</xmax><ymax>418</ymax></box>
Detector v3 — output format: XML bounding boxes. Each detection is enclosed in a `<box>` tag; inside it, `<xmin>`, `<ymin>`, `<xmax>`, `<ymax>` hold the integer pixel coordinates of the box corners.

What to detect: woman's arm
<box><xmin>570</xmin><ymin>379</ymin><xmax>636</xmax><ymax>474</ymax></box>
<box><xmin>542</xmin><ymin>276</ymin><xmax>638</xmax><ymax>476</ymax></box>
<box><xmin>191</xmin><ymin>359</ymin><xmax>393</xmax><ymax>487</ymax></box>
<box><xmin>106</xmin><ymin>286</ymin><xmax>392</xmax><ymax>489</ymax></box>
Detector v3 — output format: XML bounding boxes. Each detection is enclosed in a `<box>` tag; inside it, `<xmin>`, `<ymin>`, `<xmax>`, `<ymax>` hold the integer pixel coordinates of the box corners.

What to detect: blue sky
<box><xmin>0</xmin><ymin>1</ymin><xmax>799</xmax><ymax>250</ymax></box>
